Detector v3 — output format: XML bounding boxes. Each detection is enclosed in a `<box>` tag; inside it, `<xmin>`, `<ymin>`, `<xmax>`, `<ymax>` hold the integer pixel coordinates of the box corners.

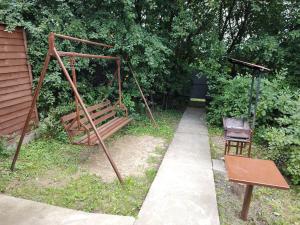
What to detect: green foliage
<box><xmin>0</xmin><ymin>0</ymin><xmax>175</xmax><ymax>118</ymax></box>
<box><xmin>0</xmin><ymin>138</ymin><xmax>9</xmax><ymax>157</ymax></box>
<box><xmin>207</xmin><ymin>69</ymin><xmax>300</xmax><ymax>184</ymax></box>
<box><xmin>286</xmin><ymin>148</ymin><xmax>300</xmax><ymax>185</ymax></box>
<box><xmin>206</xmin><ymin>74</ymin><xmax>250</xmax><ymax>125</ymax></box>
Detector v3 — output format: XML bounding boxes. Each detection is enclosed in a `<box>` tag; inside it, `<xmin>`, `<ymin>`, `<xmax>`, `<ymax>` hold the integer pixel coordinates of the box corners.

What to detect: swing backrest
<box><xmin>61</xmin><ymin>99</ymin><xmax>132</xmax><ymax>145</ymax></box>
<box><xmin>61</xmin><ymin>100</ymin><xmax>116</xmax><ymax>137</ymax></box>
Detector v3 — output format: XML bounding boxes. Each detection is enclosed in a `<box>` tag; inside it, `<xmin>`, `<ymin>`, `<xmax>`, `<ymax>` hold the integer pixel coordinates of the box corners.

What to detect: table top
<box><xmin>225</xmin><ymin>155</ymin><xmax>289</xmax><ymax>189</ymax></box>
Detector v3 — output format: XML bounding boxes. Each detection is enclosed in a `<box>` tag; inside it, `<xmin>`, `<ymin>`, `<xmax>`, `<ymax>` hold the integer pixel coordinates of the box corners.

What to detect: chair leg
<box><xmin>227</xmin><ymin>141</ymin><xmax>231</xmax><ymax>155</ymax></box>
<box><xmin>239</xmin><ymin>142</ymin><xmax>243</xmax><ymax>155</ymax></box>
<box><xmin>224</xmin><ymin>140</ymin><xmax>228</xmax><ymax>155</ymax></box>
<box><xmin>248</xmin><ymin>141</ymin><xmax>252</xmax><ymax>158</ymax></box>
<box><xmin>236</xmin><ymin>141</ymin><xmax>239</xmax><ymax>154</ymax></box>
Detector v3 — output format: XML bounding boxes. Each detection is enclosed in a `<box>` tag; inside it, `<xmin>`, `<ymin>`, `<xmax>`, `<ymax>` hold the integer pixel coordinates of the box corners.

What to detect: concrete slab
<box><xmin>134</xmin><ymin>107</ymin><xmax>220</xmax><ymax>225</ymax></box>
<box><xmin>212</xmin><ymin>159</ymin><xmax>226</xmax><ymax>174</ymax></box>
<box><xmin>0</xmin><ymin>195</ymin><xmax>135</xmax><ymax>225</ymax></box>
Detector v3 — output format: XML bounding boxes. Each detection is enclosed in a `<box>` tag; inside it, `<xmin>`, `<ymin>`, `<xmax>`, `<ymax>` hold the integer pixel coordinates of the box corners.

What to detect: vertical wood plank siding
<box><xmin>0</xmin><ymin>25</ymin><xmax>38</xmax><ymax>137</ymax></box>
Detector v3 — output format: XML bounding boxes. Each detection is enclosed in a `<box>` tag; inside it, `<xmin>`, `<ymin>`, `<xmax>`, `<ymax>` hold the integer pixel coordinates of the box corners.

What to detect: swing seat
<box><xmin>61</xmin><ymin>100</ymin><xmax>132</xmax><ymax>145</ymax></box>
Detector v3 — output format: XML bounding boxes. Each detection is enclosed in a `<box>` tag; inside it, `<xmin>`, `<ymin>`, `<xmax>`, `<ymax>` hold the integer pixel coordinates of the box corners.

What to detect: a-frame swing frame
<box><xmin>11</xmin><ymin>33</ymin><xmax>128</xmax><ymax>183</ymax></box>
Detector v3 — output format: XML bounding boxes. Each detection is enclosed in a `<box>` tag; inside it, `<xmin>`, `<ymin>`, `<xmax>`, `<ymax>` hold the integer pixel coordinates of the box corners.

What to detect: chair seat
<box><xmin>61</xmin><ymin>100</ymin><xmax>132</xmax><ymax>145</ymax></box>
<box><xmin>75</xmin><ymin>117</ymin><xmax>132</xmax><ymax>145</ymax></box>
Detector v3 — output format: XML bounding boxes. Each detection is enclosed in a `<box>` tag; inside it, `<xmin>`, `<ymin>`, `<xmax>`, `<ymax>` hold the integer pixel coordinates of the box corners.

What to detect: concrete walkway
<box><xmin>134</xmin><ymin>107</ymin><xmax>220</xmax><ymax>225</ymax></box>
<box><xmin>0</xmin><ymin>194</ymin><xmax>134</xmax><ymax>225</ymax></box>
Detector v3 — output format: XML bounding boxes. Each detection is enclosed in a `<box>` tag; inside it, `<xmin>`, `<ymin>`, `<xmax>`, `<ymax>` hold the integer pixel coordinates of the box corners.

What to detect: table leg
<box><xmin>241</xmin><ymin>185</ymin><xmax>254</xmax><ymax>221</ymax></box>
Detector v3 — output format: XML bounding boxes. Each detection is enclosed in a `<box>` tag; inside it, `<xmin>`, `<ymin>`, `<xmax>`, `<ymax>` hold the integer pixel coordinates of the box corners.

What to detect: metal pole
<box><xmin>11</xmin><ymin>52</ymin><xmax>51</xmax><ymax>171</ymax></box>
<box><xmin>241</xmin><ymin>185</ymin><xmax>254</xmax><ymax>221</ymax></box>
<box><xmin>53</xmin><ymin>48</ymin><xmax>124</xmax><ymax>183</ymax></box>
<box><xmin>116</xmin><ymin>59</ymin><xmax>122</xmax><ymax>105</ymax></box>
<box><xmin>57</xmin><ymin>51</ymin><xmax>119</xmax><ymax>60</ymax></box>
<box><xmin>252</xmin><ymin>75</ymin><xmax>261</xmax><ymax>129</ymax></box>
<box><xmin>128</xmin><ymin>64</ymin><xmax>158</xmax><ymax>127</ymax></box>
<box><xmin>54</xmin><ymin>33</ymin><xmax>113</xmax><ymax>48</ymax></box>
<box><xmin>247</xmin><ymin>76</ymin><xmax>255</xmax><ymax>119</ymax></box>
<box><xmin>70</xmin><ymin>57</ymin><xmax>81</xmax><ymax>126</ymax></box>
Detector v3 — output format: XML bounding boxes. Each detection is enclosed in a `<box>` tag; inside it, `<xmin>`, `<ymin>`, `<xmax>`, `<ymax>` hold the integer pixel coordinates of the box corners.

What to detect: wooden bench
<box><xmin>61</xmin><ymin>100</ymin><xmax>132</xmax><ymax>145</ymax></box>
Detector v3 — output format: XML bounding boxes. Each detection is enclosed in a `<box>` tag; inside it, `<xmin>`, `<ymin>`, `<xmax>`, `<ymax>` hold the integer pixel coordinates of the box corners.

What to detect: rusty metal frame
<box><xmin>23</xmin><ymin>29</ymin><xmax>39</xmax><ymax>126</ymax></box>
<box><xmin>227</xmin><ymin>57</ymin><xmax>271</xmax><ymax>129</ymax></box>
<box><xmin>128</xmin><ymin>63</ymin><xmax>158</xmax><ymax>127</ymax></box>
<box><xmin>10</xmin><ymin>33</ymin><xmax>124</xmax><ymax>183</ymax></box>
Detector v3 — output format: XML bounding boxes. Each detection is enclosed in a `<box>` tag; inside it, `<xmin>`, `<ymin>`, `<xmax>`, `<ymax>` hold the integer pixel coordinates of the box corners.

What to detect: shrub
<box><xmin>207</xmin><ymin>69</ymin><xmax>300</xmax><ymax>184</ymax></box>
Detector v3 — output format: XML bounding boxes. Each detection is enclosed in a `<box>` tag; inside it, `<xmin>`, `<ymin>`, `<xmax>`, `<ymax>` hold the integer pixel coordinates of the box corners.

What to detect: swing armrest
<box><xmin>81</xmin><ymin>123</ymin><xmax>91</xmax><ymax>145</ymax></box>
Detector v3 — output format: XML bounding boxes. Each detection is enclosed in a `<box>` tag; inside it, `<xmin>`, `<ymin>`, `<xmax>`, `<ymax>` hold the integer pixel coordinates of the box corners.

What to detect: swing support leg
<box><xmin>11</xmin><ymin>52</ymin><xmax>51</xmax><ymax>171</ymax></box>
<box><xmin>128</xmin><ymin>64</ymin><xmax>158</xmax><ymax>127</ymax></box>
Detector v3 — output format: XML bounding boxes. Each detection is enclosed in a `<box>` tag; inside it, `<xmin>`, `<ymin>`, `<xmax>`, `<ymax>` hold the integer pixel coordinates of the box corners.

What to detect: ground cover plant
<box><xmin>0</xmin><ymin>110</ymin><xmax>182</xmax><ymax>216</ymax></box>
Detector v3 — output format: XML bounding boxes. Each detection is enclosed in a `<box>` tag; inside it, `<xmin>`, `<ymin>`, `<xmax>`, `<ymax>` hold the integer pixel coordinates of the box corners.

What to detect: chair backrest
<box><xmin>223</xmin><ymin>117</ymin><xmax>252</xmax><ymax>140</ymax></box>
<box><xmin>61</xmin><ymin>100</ymin><xmax>116</xmax><ymax>138</ymax></box>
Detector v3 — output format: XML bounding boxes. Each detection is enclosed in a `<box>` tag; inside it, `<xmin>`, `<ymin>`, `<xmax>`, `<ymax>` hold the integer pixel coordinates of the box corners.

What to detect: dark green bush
<box><xmin>207</xmin><ymin>69</ymin><xmax>300</xmax><ymax>184</ymax></box>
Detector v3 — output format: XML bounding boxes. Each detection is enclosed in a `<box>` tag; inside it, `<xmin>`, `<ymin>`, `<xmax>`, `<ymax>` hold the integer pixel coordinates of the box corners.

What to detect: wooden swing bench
<box><xmin>61</xmin><ymin>100</ymin><xmax>132</xmax><ymax>145</ymax></box>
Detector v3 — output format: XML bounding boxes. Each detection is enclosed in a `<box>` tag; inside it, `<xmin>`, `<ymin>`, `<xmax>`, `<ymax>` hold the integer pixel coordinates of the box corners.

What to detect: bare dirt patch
<box><xmin>81</xmin><ymin>135</ymin><xmax>167</xmax><ymax>182</ymax></box>
<box><xmin>32</xmin><ymin>169</ymin><xmax>81</xmax><ymax>188</ymax></box>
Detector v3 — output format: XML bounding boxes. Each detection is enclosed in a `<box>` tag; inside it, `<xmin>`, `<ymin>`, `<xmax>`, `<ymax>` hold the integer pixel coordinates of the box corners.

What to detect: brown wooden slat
<box><xmin>0</xmin><ymin>101</ymin><xmax>31</xmax><ymax>117</ymax></box>
<box><xmin>100</xmin><ymin>118</ymin><xmax>132</xmax><ymax>140</ymax></box>
<box><xmin>0</xmin><ymin>113</ymin><xmax>35</xmax><ymax>130</ymax></box>
<box><xmin>0</xmin><ymin>83</ymin><xmax>31</xmax><ymax>95</ymax></box>
<box><xmin>0</xmin><ymin>89</ymin><xmax>32</xmax><ymax>102</ymax></box>
<box><xmin>0</xmin><ymin>119</ymin><xmax>35</xmax><ymax>135</ymax></box>
<box><xmin>0</xmin><ymin>59</ymin><xmax>27</xmax><ymax>67</ymax></box>
<box><xmin>77</xmin><ymin>117</ymin><xmax>122</xmax><ymax>144</ymax></box>
<box><xmin>0</xmin><ymin>77</ymin><xmax>29</xmax><ymax>88</ymax></box>
<box><xmin>0</xmin><ymin>65</ymin><xmax>28</xmax><ymax>73</ymax></box>
<box><xmin>0</xmin><ymin>52</ymin><xmax>27</xmax><ymax>59</ymax></box>
<box><xmin>0</xmin><ymin>38</ymin><xmax>24</xmax><ymax>46</ymax></box>
<box><xmin>69</xmin><ymin>110</ymin><xmax>116</xmax><ymax>137</ymax></box>
<box><xmin>81</xmin><ymin>117</ymin><xmax>128</xmax><ymax>144</ymax></box>
<box><xmin>0</xmin><ymin>71</ymin><xmax>28</xmax><ymax>80</ymax></box>
<box><xmin>0</xmin><ymin>26</ymin><xmax>38</xmax><ymax>137</ymax></box>
<box><xmin>61</xmin><ymin>100</ymin><xmax>111</xmax><ymax>122</ymax></box>
<box><xmin>0</xmin><ymin>45</ymin><xmax>25</xmax><ymax>52</ymax></box>
<box><xmin>76</xmin><ymin>117</ymin><xmax>120</xmax><ymax>144</ymax></box>
<box><xmin>0</xmin><ymin>107</ymin><xmax>33</xmax><ymax>123</ymax></box>
<box><xmin>0</xmin><ymin>31</ymin><xmax>23</xmax><ymax>39</ymax></box>
<box><xmin>0</xmin><ymin>95</ymin><xmax>32</xmax><ymax>109</ymax></box>
<box><xmin>85</xmin><ymin>110</ymin><xmax>116</xmax><ymax>129</ymax></box>
<box><xmin>68</xmin><ymin>106</ymin><xmax>115</xmax><ymax>129</ymax></box>
<box><xmin>100</xmin><ymin>117</ymin><xmax>129</xmax><ymax>134</ymax></box>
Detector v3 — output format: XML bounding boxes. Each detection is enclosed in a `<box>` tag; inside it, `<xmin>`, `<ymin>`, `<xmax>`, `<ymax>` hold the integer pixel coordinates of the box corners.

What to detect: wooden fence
<box><xmin>0</xmin><ymin>24</ymin><xmax>38</xmax><ymax>137</ymax></box>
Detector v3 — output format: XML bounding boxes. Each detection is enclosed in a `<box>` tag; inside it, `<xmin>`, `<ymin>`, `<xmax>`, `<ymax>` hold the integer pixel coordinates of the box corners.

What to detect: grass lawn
<box><xmin>208</xmin><ymin>126</ymin><xmax>300</xmax><ymax>225</ymax></box>
<box><xmin>0</xmin><ymin>110</ymin><xmax>182</xmax><ymax>217</ymax></box>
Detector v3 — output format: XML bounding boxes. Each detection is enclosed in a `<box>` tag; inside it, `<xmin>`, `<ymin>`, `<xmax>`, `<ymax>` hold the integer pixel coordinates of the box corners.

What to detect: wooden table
<box><xmin>225</xmin><ymin>155</ymin><xmax>289</xmax><ymax>221</ymax></box>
